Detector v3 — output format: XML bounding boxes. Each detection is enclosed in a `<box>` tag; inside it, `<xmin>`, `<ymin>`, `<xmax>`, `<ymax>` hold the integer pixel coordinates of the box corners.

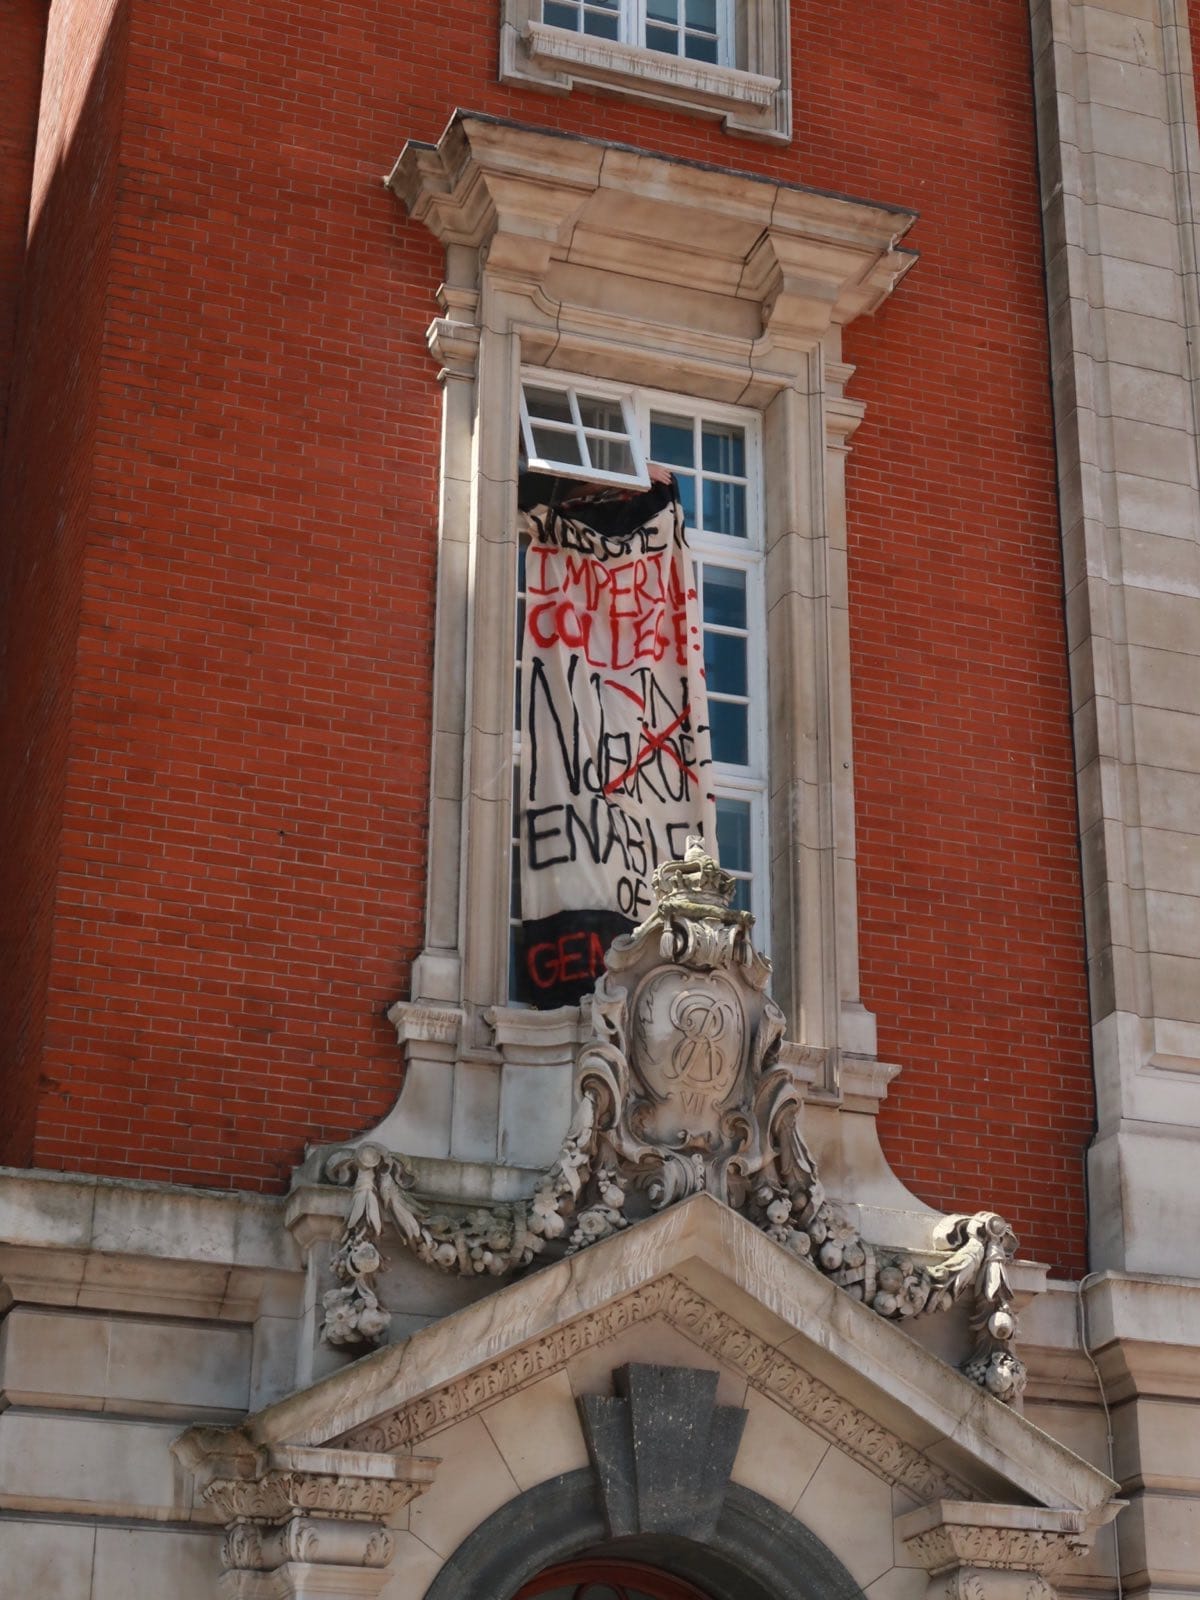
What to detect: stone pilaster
<box><xmin>897</xmin><ymin>1501</ymin><xmax>1108</xmax><ymax>1600</ymax></box>
<box><xmin>1032</xmin><ymin>0</ymin><xmax>1200</xmax><ymax>1271</ymax></box>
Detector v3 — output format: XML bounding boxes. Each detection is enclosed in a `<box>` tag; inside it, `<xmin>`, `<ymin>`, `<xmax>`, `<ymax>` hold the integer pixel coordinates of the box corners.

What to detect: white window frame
<box><xmin>499</xmin><ymin>0</ymin><xmax>792</xmax><ymax>141</ymax></box>
<box><xmin>510</xmin><ymin>373</ymin><xmax>771</xmax><ymax>994</ymax></box>
<box><xmin>519</xmin><ymin>378</ymin><xmax>650</xmax><ymax>488</ymax></box>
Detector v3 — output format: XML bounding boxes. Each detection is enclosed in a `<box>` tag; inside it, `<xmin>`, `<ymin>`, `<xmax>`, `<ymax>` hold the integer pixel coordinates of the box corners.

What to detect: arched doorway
<box><xmin>517</xmin><ymin>1559</ymin><xmax>714</xmax><ymax>1598</ymax></box>
<box><xmin>422</xmin><ymin>1468</ymin><xmax>867</xmax><ymax>1600</ymax></box>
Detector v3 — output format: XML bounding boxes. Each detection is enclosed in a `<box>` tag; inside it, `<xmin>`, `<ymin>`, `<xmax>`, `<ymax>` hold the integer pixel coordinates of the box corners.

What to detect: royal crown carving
<box><xmin>322</xmin><ymin>841</ymin><xmax>1026</xmax><ymax>1401</ymax></box>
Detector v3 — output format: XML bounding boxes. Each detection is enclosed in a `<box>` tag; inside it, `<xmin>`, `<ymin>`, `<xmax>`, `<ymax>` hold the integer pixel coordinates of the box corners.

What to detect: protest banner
<box><xmin>514</xmin><ymin>468</ymin><xmax>716</xmax><ymax>1006</ymax></box>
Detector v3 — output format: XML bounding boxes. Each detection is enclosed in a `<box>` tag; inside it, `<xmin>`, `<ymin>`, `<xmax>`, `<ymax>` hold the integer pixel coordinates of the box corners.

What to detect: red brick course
<box><xmin>0</xmin><ymin>0</ymin><xmax>1092</xmax><ymax>1273</ymax></box>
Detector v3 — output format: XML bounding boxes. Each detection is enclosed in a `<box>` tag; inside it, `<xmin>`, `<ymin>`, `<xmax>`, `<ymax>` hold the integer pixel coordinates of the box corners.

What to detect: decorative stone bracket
<box><xmin>897</xmin><ymin>1501</ymin><xmax>1119</xmax><ymax>1600</ymax></box>
<box><xmin>172</xmin><ymin>1434</ymin><xmax>437</xmax><ymax>1600</ymax></box>
<box><xmin>321</xmin><ymin>843</ymin><xmax>1027</xmax><ymax>1402</ymax></box>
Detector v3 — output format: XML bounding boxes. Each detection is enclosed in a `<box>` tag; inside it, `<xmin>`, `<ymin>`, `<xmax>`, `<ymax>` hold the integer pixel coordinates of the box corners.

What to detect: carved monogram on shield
<box><xmin>633</xmin><ymin>968</ymin><xmax>746</xmax><ymax>1143</ymax></box>
<box><xmin>324</xmin><ymin>840</ymin><xmax>1029</xmax><ymax>1406</ymax></box>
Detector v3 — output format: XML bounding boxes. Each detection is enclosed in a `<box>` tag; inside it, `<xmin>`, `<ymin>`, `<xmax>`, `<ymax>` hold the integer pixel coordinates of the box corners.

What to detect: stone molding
<box><xmin>524</xmin><ymin>23</ymin><xmax>779</xmax><ymax>109</ymax></box>
<box><xmin>173</xmin><ymin>1437</ymin><xmax>437</xmax><ymax>1600</ymax></box>
<box><xmin>334</xmin><ymin>1271</ymin><xmax>974</xmax><ymax>1504</ymax></box>
<box><xmin>499</xmin><ymin>0</ymin><xmax>792</xmax><ymax>142</ymax></box>
<box><xmin>374</xmin><ymin>109</ymin><xmax>914</xmax><ymax>1177</ymax></box>
<box><xmin>898</xmin><ymin>1503</ymin><xmax>1093</xmax><ymax>1575</ymax></box>
<box><xmin>388</xmin><ymin>114</ymin><xmax>916</xmax><ymax>365</ymax></box>
<box><xmin>897</xmin><ymin>1501</ymin><xmax>1116</xmax><ymax>1600</ymax></box>
<box><xmin>422</xmin><ymin>1471</ymin><xmax>870</xmax><ymax>1600</ymax></box>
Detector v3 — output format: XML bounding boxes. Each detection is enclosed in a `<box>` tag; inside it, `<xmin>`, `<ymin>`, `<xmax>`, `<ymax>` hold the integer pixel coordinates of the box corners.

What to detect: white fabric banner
<box><xmin>515</xmin><ymin>470</ymin><xmax>716</xmax><ymax>1006</ymax></box>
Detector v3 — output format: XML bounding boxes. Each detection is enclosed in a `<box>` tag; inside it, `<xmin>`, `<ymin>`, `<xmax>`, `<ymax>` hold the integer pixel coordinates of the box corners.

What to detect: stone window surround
<box><xmin>499</xmin><ymin>0</ymin><xmax>792</xmax><ymax>142</ymax></box>
<box><xmin>382</xmin><ymin>111</ymin><xmax>917</xmax><ymax>1172</ymax></box>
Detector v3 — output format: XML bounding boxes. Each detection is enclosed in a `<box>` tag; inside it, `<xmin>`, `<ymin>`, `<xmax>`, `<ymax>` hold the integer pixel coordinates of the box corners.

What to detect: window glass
<box><xmin>539</xmin><ymin>0</ymin><xmax>731</xmax><ymax>65</ymax></box>
<box><xmin>520</xmin><ymin>380</ymin><xmax>648</xmax><ymax>486</ymax></box>
<box><xmin>542</xmin><ymin>0</ymin><xmax>621</xmax><ymax>35</ymax></box>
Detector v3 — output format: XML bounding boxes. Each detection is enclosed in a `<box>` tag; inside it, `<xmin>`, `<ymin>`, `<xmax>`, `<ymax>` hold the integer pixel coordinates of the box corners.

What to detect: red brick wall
<box><xmin>0</xmin><ymin>0</ymin><xmax>46</xmax><ymax>446</ymax></box>
<box><xmin>0</xmin><ymin>0</ymin><xmax>129</xmax><ymax>1167</ymax></box>
<box><xmin>2</xmin><ymin>0</ymin><xmax>1092</xmax><ymax>1270</ymax></box>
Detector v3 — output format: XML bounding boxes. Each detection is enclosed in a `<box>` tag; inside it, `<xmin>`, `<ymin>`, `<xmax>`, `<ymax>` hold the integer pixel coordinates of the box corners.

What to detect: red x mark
<box><xmin>603</xmin><ymin>704</ymin><xmax>698</xmax><ymax>796</ymax></box>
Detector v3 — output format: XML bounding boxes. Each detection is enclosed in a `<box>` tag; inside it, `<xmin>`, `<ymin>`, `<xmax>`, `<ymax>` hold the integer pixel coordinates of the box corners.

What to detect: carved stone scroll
<box><xmin>321</xmin><ymin>841</ymin><xmax>1027</xmax><ymax>1402</ymax></box>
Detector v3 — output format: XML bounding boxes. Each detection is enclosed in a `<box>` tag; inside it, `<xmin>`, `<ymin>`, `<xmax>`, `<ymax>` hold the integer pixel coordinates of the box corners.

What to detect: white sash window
<box><xmin>511</xmin><ymin>374</ymin><xmax>768</xmax><ymax>998</ymax></box>
<box><xmin>539</xmin><ymin>0</ymin><xmax>735</xmax><ymax>68</ymax></box>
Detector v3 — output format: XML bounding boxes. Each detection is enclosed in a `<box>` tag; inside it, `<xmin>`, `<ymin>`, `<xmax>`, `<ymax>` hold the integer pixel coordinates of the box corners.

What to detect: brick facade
<box><xmin>0</xmin><ymin>0</ymin><xmax>1092</xmax><ymax>1272</ymax></box>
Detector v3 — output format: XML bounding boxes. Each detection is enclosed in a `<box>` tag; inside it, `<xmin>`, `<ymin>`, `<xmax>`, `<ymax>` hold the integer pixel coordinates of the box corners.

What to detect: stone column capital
<box><xmin>188</xmin><ymin>1439</ymin><xmax>438</xmax><ymax>1600</ymax></box>
<box><xmin>896</xmin><ymin>1501</ymin><xmax>1111</xmax><ymax>1600</ymax></box>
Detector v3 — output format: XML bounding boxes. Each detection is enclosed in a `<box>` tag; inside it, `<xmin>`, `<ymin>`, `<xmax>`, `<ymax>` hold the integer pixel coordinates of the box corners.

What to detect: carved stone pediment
<box><xmin>223</xmin><ymin>1196</ymin><xmax>1116</xmax><ymax>1540</ymax></box>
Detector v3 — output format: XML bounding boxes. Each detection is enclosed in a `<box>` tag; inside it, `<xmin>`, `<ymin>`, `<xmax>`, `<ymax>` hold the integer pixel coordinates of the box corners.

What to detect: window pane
<box><xmin>646</xmin><ymin>22</ymin><xmax>679</xmax><ymax>51</ymax></box>
<box><xmin>702</xmin><ymin>477</ymin><xmax>746</xmax><ymax>537</ymax></box>
<box><xmin>686</xmin><ymin>0</ymin><xmax>716</xmax><ymax>27</ymax></box>
<box><xmin>675</xmin><ymin>471</ymin><xmax>696</xmax><ymax>526</ymax></box>
<box><xmin>577</xmin><ymin>395</ymin><xmax>625</xmax><ymax>433</ymax></box>
<box><xmin>510</xmin><ymin>841</ymin><xmax>522</xmax><ymax>917</ymax></box>
<box><xmin>729</xmin><ymin>875</ymin><xmax>751</xmax><ymax>913</ymax></box>
<box><xmin>709</xmin><ymin>699</ymin><xmax>748</xmax><ymax>766</ymax></box>
<box><xmin>524</xmin><ymin>385</ymin><xmax>574</xmax><ymax>424</ymax></box>
<box><xmin>702</xmin><ymin>564</ymin><xmax>746</xmax><ymax>629</ymax></box>
<box><xmin>647</xmin><ymin>0</ymin><xmax>679</xmax><ymax>17</ymax></box>
<box><xmin>532</xmin><ymin>426</ymin><xmax>582</xmax><ymax>466</ymax></box>
<box><xmin>716</xmin><ymin>797</ymin><xmax>751</xmax><ymax>872</ymax></box>
<box><xmin>701</xmin><ymin>422</ymin><xmax>745</xmax><ymax>476</ymax></box>
<box><xmin>542</xmin><ymin>0</ymin><xmax>579</xmax><ymax>26</ymax></box>
<box><xmin>583</xmin><ymin>8</ymin><xmax>619</xmax><ymax>36</ymax></box>
<box><xmin>650</xmin><ymin>413</ymin><xmax>695</xmax><ymax>468</ymax></box>
<box><xmin>684</xmin><ymin>29</ymin><xmax>718</xmax><ymax>60</ymax></box>
<box><xmin>704</xmin><ymin>630</ymin><xmax>747</xmax><ymax>696</ymax></box>
<box><xmin>586</xmin><ymin>435</ymin><xmax>635</xmax><ymax>477</ymax></box>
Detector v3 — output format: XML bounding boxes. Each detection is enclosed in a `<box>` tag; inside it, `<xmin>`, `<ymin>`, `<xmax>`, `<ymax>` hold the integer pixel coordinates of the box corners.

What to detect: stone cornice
<box><xmin>236</xmin><ymin>1197</ymin><xmax>1116</xmax><ymax>1520</ymax></box>
<box><xmin>203</xmin><ymin>1452</ymin><xmax>434</xmax><ymax>1526</ymax></box>
<box><xmin>173</xmin><ymin>1439</ymin><xmax>438</xmax><ymax>1591</ymax></box>
<box><xmin>387</xmin><ymin>111</ymin><xmax>917</xmax><ymax>341</ymax></box>
<box><xmin>896</xmin><ymin>1501</ymin><xmax>1116</xmax><ymax>1576</ymax></box>
<box><xmin>334</xmin><ymin>1272</ymin><xmax>974</xmax><ymax>1505</ymax></box>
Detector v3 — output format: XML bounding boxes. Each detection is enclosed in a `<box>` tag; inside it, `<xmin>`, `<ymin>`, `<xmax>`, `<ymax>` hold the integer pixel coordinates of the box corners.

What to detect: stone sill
<box><xmin>524</xmin><ymin>22</ymin><xmax>780</xmax><ymax>111</ymax></box>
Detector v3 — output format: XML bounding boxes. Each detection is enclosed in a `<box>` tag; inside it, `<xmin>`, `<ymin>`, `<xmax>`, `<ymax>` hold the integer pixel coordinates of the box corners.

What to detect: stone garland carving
<box><xmin>322</xmin><ymin>842</ymin><xmax>1027</xmax><ymax>1402</ymax></box>
<box><xmin>335</xmin><ymin>1270</ymin><xmax>974</xmax><ymax>1504</ymax></box>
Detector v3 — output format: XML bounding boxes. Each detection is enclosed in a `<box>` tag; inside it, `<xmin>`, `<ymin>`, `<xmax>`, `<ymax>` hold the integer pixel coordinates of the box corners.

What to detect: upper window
<box><xmin>541</xmin><ymin>0</ymin><xmax>733</xmax><ymax>67</ymax></box>
<box><xmin>499</xmin><ymin>0</ymin><xmax>791</xmax><ymax>141</ymax></box>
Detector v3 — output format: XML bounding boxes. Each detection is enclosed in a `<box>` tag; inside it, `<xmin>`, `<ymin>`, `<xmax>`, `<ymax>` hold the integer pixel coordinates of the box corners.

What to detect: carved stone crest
<box><xmin>321</xmin><ymin>841</ymin><xmax>1027</xmax><ymax>1403</ymax></box>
